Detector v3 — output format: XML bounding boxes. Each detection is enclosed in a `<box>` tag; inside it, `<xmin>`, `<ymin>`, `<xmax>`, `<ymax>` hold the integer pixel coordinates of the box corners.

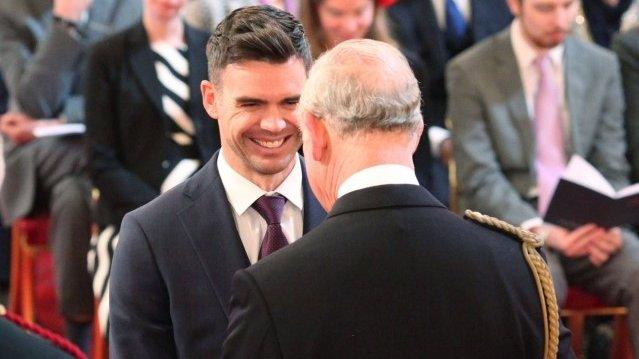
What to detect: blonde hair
<box><xmin>299</xmin><ymin>0</ymin><xmax>397</xmax><ymax>58</ymax></box>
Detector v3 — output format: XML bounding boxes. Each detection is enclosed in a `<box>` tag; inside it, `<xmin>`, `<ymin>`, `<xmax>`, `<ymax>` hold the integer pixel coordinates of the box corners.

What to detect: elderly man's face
<box><xmin>203</xmin><ymin>58</ymin><xmax>306</xmax><ymax>181</ymax></box>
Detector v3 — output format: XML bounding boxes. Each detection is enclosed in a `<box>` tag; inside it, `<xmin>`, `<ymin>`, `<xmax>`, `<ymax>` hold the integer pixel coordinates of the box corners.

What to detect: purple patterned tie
<box><xmin>534</xmin><ymin>54</ymin><xmax>566</xmax><ymax>215</ymax></box>
<box><xmin>252</xmin><ymin>194</ymin><xmax>288</xmax><ymax>259</ymax></box>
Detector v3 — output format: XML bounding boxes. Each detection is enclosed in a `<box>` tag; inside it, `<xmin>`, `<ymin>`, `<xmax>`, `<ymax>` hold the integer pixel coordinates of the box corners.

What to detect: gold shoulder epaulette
<box><xmin>464</xmin><ymin>210</ymin><xmax>559</xmax><ymax>359</ymax></box>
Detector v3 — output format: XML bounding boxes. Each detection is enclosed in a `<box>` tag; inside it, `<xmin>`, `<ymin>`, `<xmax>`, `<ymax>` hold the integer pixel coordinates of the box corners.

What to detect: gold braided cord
<box><xmin>464</xmin><ymin>210</ymin><xmax>559</xmax><ymax>359</ymax></box>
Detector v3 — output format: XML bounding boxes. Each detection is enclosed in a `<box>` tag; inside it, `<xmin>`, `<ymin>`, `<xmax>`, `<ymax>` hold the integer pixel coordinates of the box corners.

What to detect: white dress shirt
<box><xmin>337</xmin><ymin>164</ymin><xmax>420</xmax><ymax>198</ymax></box>
<box><xmin>510</xmin><ymin>20</ymin><xmax>568</xmax><ymax>230</ymax></box>
<box><xmin>217</xmin><ymin>150</ymin><xmax>304</xmax><ymax>264</ymax></box>
<box><xmin>429</xmin><ymin>0</ymin><xmax>471</xmax><ymax>157</ymax></box>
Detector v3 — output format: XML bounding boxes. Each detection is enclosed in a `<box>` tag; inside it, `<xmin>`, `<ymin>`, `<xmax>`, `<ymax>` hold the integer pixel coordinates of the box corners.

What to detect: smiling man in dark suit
<box><xmin>108</xmin><ymin>6</ymin><xmax>326</xmax><ymax>358</ymax></box>
<box><xmin>223</xmin><ymin>38</ymin><xmax>574</xmax><ymax>358</ymax></box>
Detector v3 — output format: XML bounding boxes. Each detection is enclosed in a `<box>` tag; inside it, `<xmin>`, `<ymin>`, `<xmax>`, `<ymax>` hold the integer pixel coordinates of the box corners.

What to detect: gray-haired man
<box><xmin>223</xmin><ymin>39</ymin><xmax>574</xmax><ymax>358</ymax></box>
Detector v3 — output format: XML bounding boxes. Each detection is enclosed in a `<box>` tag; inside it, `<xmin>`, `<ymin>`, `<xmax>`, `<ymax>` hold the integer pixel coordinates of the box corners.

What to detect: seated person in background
<box><xmin>85</xmin><ymin>0</ymin><xmax>219</xmax><ymax>335</ymax></box>
<box><xmin>447</xmin><ymin>0</ymin><xmax>639</xmax><ymax>356</ymax></box>
<box><xmin>612</xmin><ymin>26</ymin><xmax>639</xmax><ymax>183</ymax></box>
<box><xmin>0</xmin><ymin>0</ymin><xmax>140</xmax><ymax>351</ymax></box>
<box><xmin>108</xmin><ymin>6</ymin><xmax>325</xmax><ymax>357</ymax></box>
<box><xmin>299</xmin><ymin>0</ymin><xmax>434</xmax><ymax>200</ymax></box>
<box><xmin>387</xmin><ymin>0</ymin><xmax>513</xmax><ymax>206</ymax></box>
<box><xmin>223</xmin><ymin>38</ymin><xmax>573</xmax><ymax>359</ymax></box>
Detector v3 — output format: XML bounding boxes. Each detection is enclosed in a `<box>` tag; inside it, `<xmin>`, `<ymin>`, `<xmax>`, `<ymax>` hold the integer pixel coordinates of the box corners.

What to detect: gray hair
<box><xmin>298</xmin><ymin>39</ymin><xmax>422</xmax><ymax>135</ymax></box>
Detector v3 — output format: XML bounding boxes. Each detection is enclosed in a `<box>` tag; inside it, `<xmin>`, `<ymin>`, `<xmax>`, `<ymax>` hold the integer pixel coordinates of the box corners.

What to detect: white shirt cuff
<box><xmin>428</xmin><ymin>126</ymin><xmax>451</xmax><ymax>157</ymax></box>
<box><xmin>521</xmin><ymin>217</ymin><xmax>544</xmax><ymax>231</ymax></box>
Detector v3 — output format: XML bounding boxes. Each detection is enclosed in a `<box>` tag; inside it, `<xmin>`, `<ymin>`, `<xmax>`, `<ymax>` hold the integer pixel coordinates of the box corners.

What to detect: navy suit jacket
<box><xmin>388</xmin><ymin>0</ymin><xmax>512</xmax><ymax>128</ymax></box>
<box><xmin>109</xmin><ymin>152</ymin><xmax>326</xmax><ymax>358</ymax></box>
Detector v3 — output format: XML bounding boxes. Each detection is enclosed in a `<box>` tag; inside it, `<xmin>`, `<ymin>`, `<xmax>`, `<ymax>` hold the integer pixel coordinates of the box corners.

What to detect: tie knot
<box><xmin>534</xmin><ymin>54</ymin><xmax>553</xmax><ymax>72</ymax></box>
<box><xmin>252</xmin><ymin>194</ymin><xmax>286</xmax><ymax>225</ymax></box>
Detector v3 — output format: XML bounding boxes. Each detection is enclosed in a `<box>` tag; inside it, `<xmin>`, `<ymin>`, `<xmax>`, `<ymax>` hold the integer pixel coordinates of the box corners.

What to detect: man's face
<box><xmin>203</xmin><ymin>58</ymin><xmax>306</xmax><ymax>183</ymax></box>
<box><xmin>509</xmin><ymin>0</ymin><xmax>578</xmax><ymax>49</ymax></box>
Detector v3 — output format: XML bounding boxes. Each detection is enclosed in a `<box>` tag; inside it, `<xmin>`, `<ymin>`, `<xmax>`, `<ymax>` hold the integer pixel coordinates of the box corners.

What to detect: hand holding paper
<box><xmin>544</xmin><ymin>155</ymin><xmax>639</xmax><ymax>229</ymax></box>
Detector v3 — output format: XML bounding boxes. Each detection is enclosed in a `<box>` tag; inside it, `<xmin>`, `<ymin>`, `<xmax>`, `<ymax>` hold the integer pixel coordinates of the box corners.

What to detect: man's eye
<box><xmin>240</xmin><ymin>102</ymin><xmax>258</xmax><ymax>107</ymax></box>
<box><xmin>285</xmin><ymin>100</ymin><xmax>299</xmax><ymax>106</ymax></box>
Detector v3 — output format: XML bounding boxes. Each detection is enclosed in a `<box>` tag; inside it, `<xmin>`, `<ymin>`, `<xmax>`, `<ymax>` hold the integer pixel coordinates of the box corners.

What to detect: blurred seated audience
<box><xmin>612</xmin><ymin>26</ymin><xmax>639</xmax><ymax>183</ymax></box>
<box><xmin>387</xmin><ymin>0</ymin><xmax>513</xmax><ymax>206</ymax></box>
<box><xmin>447</xmin><ymin>0</ymin><xmax>639</xmax><ymax>356</ymax></box>
<box><xmin>300</xmin><ymin>0</ymin><xmax>434</xmax><ymax>199</ymax></box>
<box><xmin>85</xmin><ymin>0</ymin><xmax>220</xmax><ymax>338</ymax></box>
<box><xmin>0</xmin><ymin>0</ymin><xmax>140</xmax><ymax>351</ymax></box>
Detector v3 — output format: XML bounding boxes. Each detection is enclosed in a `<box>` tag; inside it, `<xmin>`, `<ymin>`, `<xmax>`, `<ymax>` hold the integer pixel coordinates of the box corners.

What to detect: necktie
<box><xmin>534</xmin><ymin>54</ymin><xmax>566</xmax><ymax>215</ymax></box>
<box><xmin>445</xmin><ymin>0</ymin><xmax>468</xmax><ymax>49</ymax></box>
<box><xmin>252</xmin><ymin>194</ymin><xmax>288</xmax><ymax>259</ymax></box>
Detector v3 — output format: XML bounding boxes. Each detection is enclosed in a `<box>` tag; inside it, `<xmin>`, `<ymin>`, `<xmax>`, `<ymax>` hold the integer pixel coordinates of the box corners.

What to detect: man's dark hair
<box><xmin>206</xmin><ymin>5</ymin><xmax>312</xmax><ymax>84</ymax></box>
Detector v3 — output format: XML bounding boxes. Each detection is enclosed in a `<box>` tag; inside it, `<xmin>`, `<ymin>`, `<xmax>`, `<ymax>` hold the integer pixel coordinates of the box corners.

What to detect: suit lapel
<box><xmin>563</xmin><ymin>37</ymin><xmax>586</xmax><ymax>156</ymax></box>
<box><xmin>128</xmin><ymin>23</ymin><xmax>164</xmax><ymax>116</ymax></box>
<box><xmin>494</xmin><ymin>30</ymin><xmax>535</xmax><ymax>169</ymax></box>
<box><xmin>179</xmin><ymin>154</ymin><xmax>250</xmax><ymax>318</ymax></box>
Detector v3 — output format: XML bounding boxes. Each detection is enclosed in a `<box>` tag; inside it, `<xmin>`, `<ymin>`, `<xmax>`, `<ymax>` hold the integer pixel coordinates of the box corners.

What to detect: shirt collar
<box><xmin>511</xmin><ymin>19</ymin><xmax>564</xmax><ymax>72</ymax></box>
<box><xmin>217</xmin><ymin>149</ymin><xmax>303</xmax><ymax>216</ymax></box>
<box><xmin>337</xmin><ymin>164</ymin><xmax>419</xmax><ymax>198</ymax></box>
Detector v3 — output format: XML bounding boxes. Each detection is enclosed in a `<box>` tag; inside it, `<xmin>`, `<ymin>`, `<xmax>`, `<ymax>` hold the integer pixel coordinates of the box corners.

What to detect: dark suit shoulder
<box><xmin>463</xmin><ymin>210</ymin><xmax>544</xmax><ymax>248</ymax></box>
<box><xmin>449</xmin><ymin>29</ymin><xmax>509</xmax><ymax>70</ymax></box>
<box><xmin>123</xmin><ymin>156</ymin><xmax>218</xmax><ymax>235</ymax></box>
<box><xmin>125</xmin><ymin>179</ymin><xmax>192</xmax><ymax>230</ymax></box>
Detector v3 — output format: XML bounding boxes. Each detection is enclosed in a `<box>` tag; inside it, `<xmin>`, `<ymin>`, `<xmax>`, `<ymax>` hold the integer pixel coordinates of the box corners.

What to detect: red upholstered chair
<box><xmin>561</xmin><ymin>286</ymin><xmax>633</xmax><ymax>359</ymax></box>
<box><xmin>8</xmin><ymin>216</ymin><xmax>51</xmax><ymax>323</ymax></box>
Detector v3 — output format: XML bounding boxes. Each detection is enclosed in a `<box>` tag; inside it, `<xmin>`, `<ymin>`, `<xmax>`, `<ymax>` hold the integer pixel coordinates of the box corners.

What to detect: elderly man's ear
<box><xmin>301</xmin><ymin>112</ymin><xmax>328</xmax><ymax>162</ymax></box>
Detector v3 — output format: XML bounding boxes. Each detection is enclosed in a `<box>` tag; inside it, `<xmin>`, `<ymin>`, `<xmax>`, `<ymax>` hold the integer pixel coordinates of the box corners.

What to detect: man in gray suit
<box><xmin>448</xmin><ymin>0</ymin><xmax>639</xmax><ymax>356</ymax></box>
<box><xmin>0</xmin><ymin>0</ymin><xmax>141</xmax><ymax>351</ymax></box>
<box><xmin>612</xmin><ymin>26</ymin><xmax>639</xmax><ymax>183</ymax></box>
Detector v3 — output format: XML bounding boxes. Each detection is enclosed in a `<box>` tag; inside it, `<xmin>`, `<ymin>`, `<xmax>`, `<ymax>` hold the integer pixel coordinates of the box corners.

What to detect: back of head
<box><xmin>206</xmin><ymin>5</ymin><xmax>313</xmax><ymax>84</ymax></box>
<box><xmin>299</xmin><ymin>39</ymin><xmax>422</xmax><ymax>136</ymax></box>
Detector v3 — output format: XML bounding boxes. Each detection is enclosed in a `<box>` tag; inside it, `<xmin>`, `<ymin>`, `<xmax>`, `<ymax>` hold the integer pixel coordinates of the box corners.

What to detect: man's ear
<box><xmin>506</xmin><ymin>0</ymin><xmax>521</xmax><ymax>17</ymax></box>
<box><xmin>410</xmin><ymin>120</ymin><xmax>425</xmax><ymax>155</ymax></box>
<box><xmin>303</xmin><ymin>112</ymin><xmax>329</xmax><ymax>162</ymax></box>
<box><xmin>201</xmin><ymin>80</ymin><xmax>219</xmax><ymax>120</ymax></box>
